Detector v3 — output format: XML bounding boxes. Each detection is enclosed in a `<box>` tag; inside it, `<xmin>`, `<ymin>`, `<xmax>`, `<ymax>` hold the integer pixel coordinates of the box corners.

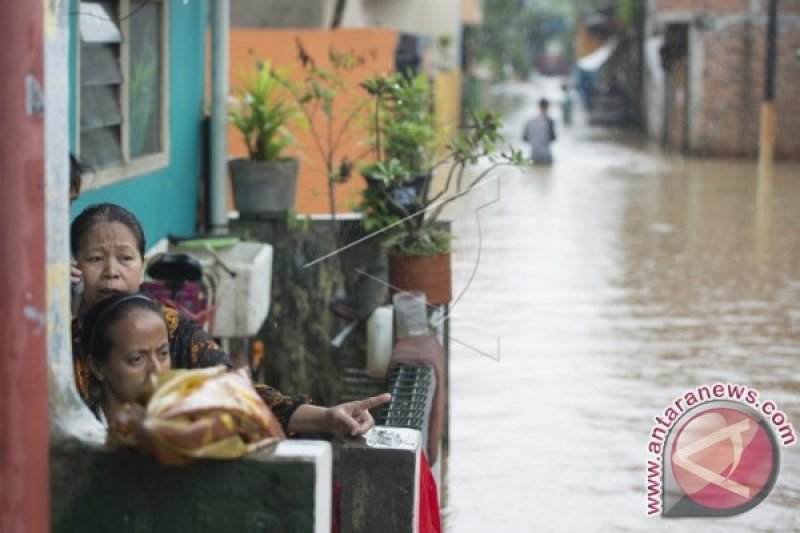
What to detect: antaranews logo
<box><xmin>646</xmin><ymin>383</ymin><xmax>796</xmax><ymax>517</ymax></box>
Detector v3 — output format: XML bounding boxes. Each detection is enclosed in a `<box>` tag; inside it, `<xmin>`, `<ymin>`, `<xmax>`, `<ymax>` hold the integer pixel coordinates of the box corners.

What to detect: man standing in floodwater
<box><xmin>523</xmin><ymin>98</ymin><xmax>556</xmax><ymax>165</ymax></box>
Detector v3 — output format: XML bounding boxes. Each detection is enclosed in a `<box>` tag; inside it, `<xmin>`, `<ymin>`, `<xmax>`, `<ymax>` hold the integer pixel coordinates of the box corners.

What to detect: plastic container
<box><xmin>367</xmin><ymin>305</ymin><xmax>394</xmax><ymax>379</ymax></box>
<box><xmin>393</xmin><ymin>291</ymin><xmax>429</xmax><ymax>338</ymax></box>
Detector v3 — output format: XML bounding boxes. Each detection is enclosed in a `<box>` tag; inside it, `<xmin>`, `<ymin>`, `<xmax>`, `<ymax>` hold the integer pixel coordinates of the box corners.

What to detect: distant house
<box><xmin>68</xmin><ymin>0</ymin><xmax>209</xmax><ymax>244</ymax></box>
<box><xmin>574</xmin><ymin>11</ymin><xmax>642</xmax><ymax>127</ymax></box>
<box><xmin>645</xmin><ymin>1</ymin><xmax>800</xmax><ymax>158</ymax></box>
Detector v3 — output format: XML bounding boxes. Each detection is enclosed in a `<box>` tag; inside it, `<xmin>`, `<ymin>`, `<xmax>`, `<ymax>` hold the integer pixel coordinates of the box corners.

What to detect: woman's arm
<box><xmin>162</xmin><ymin>307</ymin><xmax>391</xmax><ymax>437</ymax></box>
<box><xmin>287</xmin><ymin>393</ymin><xmax>391</xmax><ymax>436</ymax></box>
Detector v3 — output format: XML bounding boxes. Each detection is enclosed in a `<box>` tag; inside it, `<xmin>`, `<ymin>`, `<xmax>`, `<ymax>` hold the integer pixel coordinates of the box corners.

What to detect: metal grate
<box><xmin>379</xmin><ymin>363</ymin><xmax>436</xmax><ymax>453</ymax></box>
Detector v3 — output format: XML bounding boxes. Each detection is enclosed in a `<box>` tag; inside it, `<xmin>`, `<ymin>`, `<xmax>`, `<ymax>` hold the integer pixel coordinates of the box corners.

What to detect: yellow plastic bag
<box><xmin>109</xmin><ymin>366</ymin><xmax>285</xmax><ymax>466</ymax></box>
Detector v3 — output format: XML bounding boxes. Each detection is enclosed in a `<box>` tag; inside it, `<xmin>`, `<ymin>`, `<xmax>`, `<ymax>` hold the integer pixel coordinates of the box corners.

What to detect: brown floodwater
<box><xmin>442</xmin><ymin>80</ymin><xmax>800</xmax><ymax>532</ymax></box>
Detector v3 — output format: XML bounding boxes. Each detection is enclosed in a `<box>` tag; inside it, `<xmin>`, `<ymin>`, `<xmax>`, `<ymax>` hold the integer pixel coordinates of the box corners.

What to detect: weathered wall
<box><xmin>1</xmin><ymin>1</ymin><xmax>49</xmax><ymax>529</ymax></box>
<box><xmin>52</xmin><ymin>439</ymin><xmax>331</xmax><ymax>533</ymax></box>
<box><xmin>48</xmin><ymin>0</ymin><xmax>106</xmax><ymax>444</ymax></box>
<box><xmin>231</xmin><ymin>217</ymin><xmax>386</xmax><ymax>406</ymax></box>
<box><xmin>228</xmin><ymin>29</ymin><xmax>398</xmax><ymax>215</ymax></box>
<box><xmin>698</xmin><ymin>14</ymin><xmax>800</xmax><ymax>157</ymax></box>
<box><xmin>231</xmin><ymin>0</ymin><xmax>323</xmax><ymax>28</ymax></box>
<box><xmin>334</xmin><ymin>428</ymin><xmax>421</xmax><ymax>533</ymax></box>
<box><xmin>648</xmin><ymin>0</ymin><xmax>800</xmax><ymax>158</ymax></box>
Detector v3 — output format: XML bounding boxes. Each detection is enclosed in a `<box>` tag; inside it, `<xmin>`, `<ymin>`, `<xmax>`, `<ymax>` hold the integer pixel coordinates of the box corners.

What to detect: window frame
<box><xmin>75</xmin><ymin>0</ymin><xmax>170</xmax><ymax>188</ymax></box>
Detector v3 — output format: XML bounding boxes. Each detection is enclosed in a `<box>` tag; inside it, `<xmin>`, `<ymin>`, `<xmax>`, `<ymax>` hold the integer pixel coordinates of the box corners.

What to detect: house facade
<box><xmin>68</xmin><ymin>0</ymin><xmax>210</xmax><ymax>245</ymax></box>
<box><xmin>645</xmin><ymin>0</ymin><xmax>800</xmax><ymax>158</ymax></box>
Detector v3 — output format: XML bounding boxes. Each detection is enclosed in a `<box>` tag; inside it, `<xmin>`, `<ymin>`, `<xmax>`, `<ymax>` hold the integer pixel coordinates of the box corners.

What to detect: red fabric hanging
<box><xmin>418</xmin><ymin>451</ymin><xmax>442</xmax><ymax>533</ymax></box>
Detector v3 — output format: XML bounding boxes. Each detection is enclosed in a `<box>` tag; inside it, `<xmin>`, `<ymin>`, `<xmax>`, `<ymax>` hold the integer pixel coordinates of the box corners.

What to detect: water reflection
<box><xmin>444</xmin><ymin>81</ymin><xmax>800</xmax><ymax>532</ymax></box>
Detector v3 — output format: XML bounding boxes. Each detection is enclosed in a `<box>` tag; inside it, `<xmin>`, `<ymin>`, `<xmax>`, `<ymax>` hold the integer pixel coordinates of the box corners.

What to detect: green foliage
<box><xmin>229</xmin><ymin>59</ymin><xmax>303</xmax><ymax>161</ymax></box>
<box><xmin>361</xmin><ymin>158</ymin><xmax>409</xmax><ymax>186</ymax></box>
<box><xmin>387</xmin><ymin>227</ymin><xmax>452</xmax><ymax>256</ymax></box>
<box><xmin>356</xmin><ymin>82</ymin><xmax>528</xmax><ymax>255</ymax></box>
<box><xmin>361</xmin><ymin>72</ymin><xmax>438</xmax><ymax>175</ymax></box>
<box><xmin>616</xmin><ymin>0</ymin><xmax>644</xmax><ymax>29</ymax></box>
<box><xmin>475</xmin><ymin>0</ymin><xmax>574</xmax><ymax>79</ymax></box>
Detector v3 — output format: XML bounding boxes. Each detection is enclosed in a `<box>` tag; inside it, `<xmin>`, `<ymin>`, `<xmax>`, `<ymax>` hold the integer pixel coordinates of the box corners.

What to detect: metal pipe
<box><xmin>0</xmin><ymin>0</ymin><xmax>49</xmax><ymax>529</ymax></box>
<box><xmin>210</xmin><ymin>0</ymin><xmax>230</xmax><ymax>234</ymax></box>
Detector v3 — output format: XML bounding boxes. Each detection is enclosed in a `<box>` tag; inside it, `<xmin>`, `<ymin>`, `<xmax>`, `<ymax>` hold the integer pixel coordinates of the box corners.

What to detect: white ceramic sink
<box><xmin>160</xmin><ymin>240</ymin><xmax>273</xmax><ymax>338</ymax></box>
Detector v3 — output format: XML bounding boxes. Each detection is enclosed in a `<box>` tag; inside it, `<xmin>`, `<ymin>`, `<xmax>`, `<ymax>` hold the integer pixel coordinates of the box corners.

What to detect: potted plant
<box><xmin>228</xmin><ymin>58</ymin><xmax>304</xmax><ymax>215</ymax></box>
<box><xmin>358</xmin><ymin>72</ymin><xmax>526</xmax><ymax>305</ymax></box>
<box><xmin>360</xmin><ymin>72</ymin><xmax>438</xmax><ymax>218</ymax></box>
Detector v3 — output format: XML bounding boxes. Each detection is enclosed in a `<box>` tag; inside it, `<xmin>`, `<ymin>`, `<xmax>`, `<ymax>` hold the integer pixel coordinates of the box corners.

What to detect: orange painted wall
<box><xmin>229</xmin><ymin>29</ymin><xmax>398</xmax><ymax>215</ymax></box>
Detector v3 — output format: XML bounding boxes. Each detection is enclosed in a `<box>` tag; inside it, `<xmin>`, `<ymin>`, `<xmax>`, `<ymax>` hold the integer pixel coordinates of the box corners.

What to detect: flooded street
<box><xmin>442</xmin><ymin>80</ymin><xmax>800</xmax><ymax>532</ymax></box>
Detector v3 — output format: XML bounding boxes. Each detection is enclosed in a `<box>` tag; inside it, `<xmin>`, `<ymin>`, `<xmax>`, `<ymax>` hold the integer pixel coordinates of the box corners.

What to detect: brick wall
<box><xmin>650</xmin><ymin>1</ymin><xmax>800</xmax><ymax>158</ymax></box>
<box><xmin>655</xmin><ymin>0</ymin><xmax>749</xmax><ymax>14</ymax></box>
<box><xmin>699</xmin><ymin>16</ymin><xmax>800</xmax><ymax>157</ymax></box>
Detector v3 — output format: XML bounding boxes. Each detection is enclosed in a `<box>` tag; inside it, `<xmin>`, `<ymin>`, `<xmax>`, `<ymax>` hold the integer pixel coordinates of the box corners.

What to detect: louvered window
<box><xmin>77</xmin><ymin>0</ymin><xmax>168</xmax><ymax>184</ymax></box>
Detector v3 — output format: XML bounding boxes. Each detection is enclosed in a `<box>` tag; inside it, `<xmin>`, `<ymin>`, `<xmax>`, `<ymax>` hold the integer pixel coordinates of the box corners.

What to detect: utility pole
<box><xmin>756</xmin><ymin>0</ymin><xmax>778</xmax><ymax>257</ymax></box>
<box><xmin>757</xmin><ymin>0</ymin><xmax>778</xmax><ymax>183</ymax></box>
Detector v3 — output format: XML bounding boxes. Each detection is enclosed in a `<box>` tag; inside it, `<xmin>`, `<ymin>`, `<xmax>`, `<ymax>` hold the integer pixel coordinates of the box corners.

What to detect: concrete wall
<box><xmin>648</xmin><ymin>0</ymin><xmax>800</xmax><ymax>158</ymax></box>
<box><xmin>52</xmin><ymin>439</ymin><xmax>332</xmax><ymax>533</ymax></box>
<box><xmin>68</xmin><ymin>0</ymin><xmax>208</xmax><ymax>244</ymax></box>
<box><xmin>231</xmin><ymin>0</ymin><xmax>323</xmax><ymax>28</ymax></box>
<box><xmin>232</xmin><ymin>0</ymin><xmax>461</xmax><ymax>69</ymax></box>
<box><xmin>334</xmin><ymin>428</ymin><xmax>421</xmax><ymax>533</ymax></box>
<box><xmin>357</xmin><ymin>0</ymin><xmax>462</xmax><ymax>70</ymax></box>
<box><xmin>48</xmin><ymin>0</ymin><xmax>107</xmax><ymax>445</ymax></box>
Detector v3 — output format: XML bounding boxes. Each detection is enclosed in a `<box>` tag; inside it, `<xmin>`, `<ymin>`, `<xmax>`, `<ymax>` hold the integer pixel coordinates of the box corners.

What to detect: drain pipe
<box><xmin>209</xmin><ymin>0</ymin><xmax>230</xmax><ymax>234</ymax></box>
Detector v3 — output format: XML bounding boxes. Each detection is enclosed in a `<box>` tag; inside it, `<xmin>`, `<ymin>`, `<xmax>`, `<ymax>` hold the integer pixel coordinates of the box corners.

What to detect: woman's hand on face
<box><xmin>326</xmin><ymin>393</ymin><xmax>392</xmax><ymax>437</ymax></box>
<box><xmin>71</xmin><ymin>259</ymin><xmax>83</xmax><ymax>285</ymax></box>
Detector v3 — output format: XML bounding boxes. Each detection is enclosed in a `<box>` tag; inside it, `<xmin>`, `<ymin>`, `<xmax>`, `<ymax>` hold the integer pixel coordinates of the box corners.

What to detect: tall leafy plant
<box><xmin>229</xmin><ymin>59</ymin><xmax>301</xmax><ymax>162</ymax></box>
<box><xmin>362</xmin><ymin>72</ymin><xmax>438</xmax><ymax>177</ymax></box>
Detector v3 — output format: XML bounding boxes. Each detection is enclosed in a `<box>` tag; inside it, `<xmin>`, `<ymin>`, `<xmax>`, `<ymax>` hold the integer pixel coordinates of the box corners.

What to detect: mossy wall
<box><xmin>52</xmin><ymin>441</ymin><xmax>318</xmax><ymax>533</ymax></box>
<box><xmin>232</xmin><ymin>217</ymin><xmax>386</xmax><ymax>407</ymax></box>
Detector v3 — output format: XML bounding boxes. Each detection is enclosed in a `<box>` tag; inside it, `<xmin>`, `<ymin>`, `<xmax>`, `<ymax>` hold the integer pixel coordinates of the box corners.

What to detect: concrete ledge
<box><xmin>52</xmin><ymin>438</ymin><xmax>331</xmax><ymax>533</ymax></box>
<box><xmin>334</xmin><ymin>427</ymin><xmax>421</xmax><ymax>533</ymax></box>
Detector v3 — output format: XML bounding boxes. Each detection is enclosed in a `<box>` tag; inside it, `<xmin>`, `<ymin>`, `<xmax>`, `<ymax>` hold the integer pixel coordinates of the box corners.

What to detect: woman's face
<box><xmin>76</xmin><ymin>221</ymin><xmax>145</xmax><ymax>312</ymax></box>
<box><xmin>93</xmin><ymin>308</ymin><xmax>171</xmax><ymax>406</ymax></box>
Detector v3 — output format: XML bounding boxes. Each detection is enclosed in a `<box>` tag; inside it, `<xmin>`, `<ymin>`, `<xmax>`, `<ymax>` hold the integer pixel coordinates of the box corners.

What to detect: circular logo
<box><xmin>670</xmin><ymin>406</ymin><xmax>779</xmax><ymax>511</ymax></box>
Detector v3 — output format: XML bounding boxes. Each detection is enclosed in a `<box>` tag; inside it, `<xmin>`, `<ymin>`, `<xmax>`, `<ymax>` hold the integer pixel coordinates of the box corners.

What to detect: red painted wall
<box><xmin>0</xmin><ymin>1</ymin><xmax>49</xmax><ymax>531</ymax></box>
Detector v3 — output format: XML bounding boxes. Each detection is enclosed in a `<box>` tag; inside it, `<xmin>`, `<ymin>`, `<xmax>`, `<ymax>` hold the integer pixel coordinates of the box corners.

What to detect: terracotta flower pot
<box><xmin>388</xmin><ymin>251</ymin><xmax>451</xmax><ymax>306</ymax></box>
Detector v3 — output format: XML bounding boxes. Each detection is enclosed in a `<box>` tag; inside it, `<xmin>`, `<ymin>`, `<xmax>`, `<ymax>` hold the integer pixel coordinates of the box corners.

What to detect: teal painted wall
<box><xmin>69</xmin><ymin>0</ymin><xmax>208</xmax><ymax>250</ymax></box>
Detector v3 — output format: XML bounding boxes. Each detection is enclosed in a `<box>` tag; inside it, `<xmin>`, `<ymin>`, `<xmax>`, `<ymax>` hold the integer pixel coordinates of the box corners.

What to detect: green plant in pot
<box><xmin>358</xmin><ymin>72</ymin><xmax>526</xmax><ymax>305</ymax></box>
<box><xmin>360</xmin><ymin>72</ymin><xmax>438</xmax><ymax>218</ymax></box>
<box><xmin>228</xmin><ymin>58</ymin><xmax>304</xmax><ymax>216</ymax></box>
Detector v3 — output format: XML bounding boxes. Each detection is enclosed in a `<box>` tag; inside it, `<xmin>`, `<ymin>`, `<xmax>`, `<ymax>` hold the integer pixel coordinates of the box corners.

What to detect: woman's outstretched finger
<box><xmin>358</xmin><ymin>392</ymin><xmax>392</xmax><ymax>411</ymax></box>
